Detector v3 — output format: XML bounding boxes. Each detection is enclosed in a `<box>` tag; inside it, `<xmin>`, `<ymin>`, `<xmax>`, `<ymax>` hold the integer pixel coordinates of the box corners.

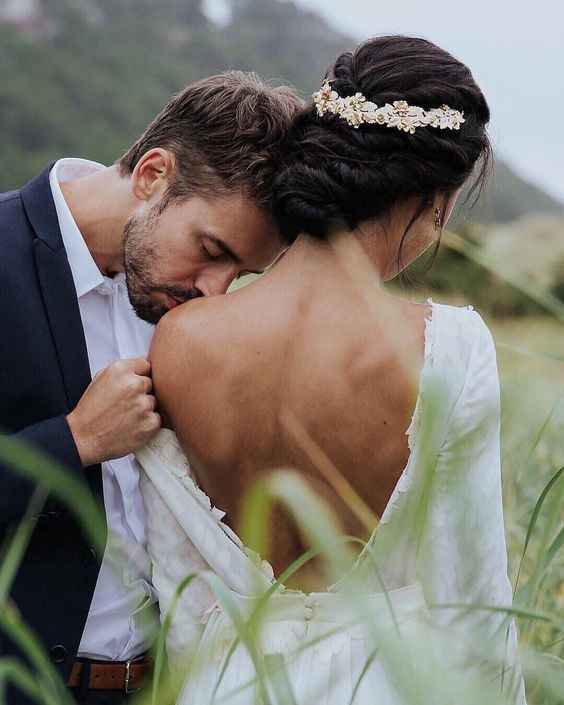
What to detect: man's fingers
<box><xmin>128</xmin><ymin>357</ymin><xmax>151</xmax><ymax>376</ymax></box>
<box><xmin>149</xmin><ymin>412</ymin><xmax>162</xmax><ymax>431</ymax></box>
<box><xmin>144</xmin><ymin>395</ymin><xmax>157</xmax><ymax>412</ymax></box>
<box><xmin>141</xmin><ymin>376</ymin><xmax>153</xmax><ymax>394</ymax></box>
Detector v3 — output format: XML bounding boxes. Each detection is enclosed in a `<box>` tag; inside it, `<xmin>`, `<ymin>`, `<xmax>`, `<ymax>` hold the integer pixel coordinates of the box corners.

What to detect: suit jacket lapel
<box><xmin>21</xmin><ymin>164</ymin><xmax>92</xmax><ymax>413</ymax></box>
<box><xmin>21</xmin><ymin>165</ymin><xmax>103</xmax><ymax>503</ymax></box>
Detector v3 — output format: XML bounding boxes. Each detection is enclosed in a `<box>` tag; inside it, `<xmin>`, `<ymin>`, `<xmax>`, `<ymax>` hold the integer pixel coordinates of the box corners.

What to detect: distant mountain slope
<box><xmin>453</xmin><ymin>160</ymin><xmax>564</xmax><ymax>226</ymax></box>
<box><xmin>1</xmin><ymin>0</ymin><xmax>562</xmax><ymax>222</ymax></box>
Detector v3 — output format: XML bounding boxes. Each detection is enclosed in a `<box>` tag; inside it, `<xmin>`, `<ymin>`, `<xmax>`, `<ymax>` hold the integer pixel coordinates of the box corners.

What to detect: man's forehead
<box><xmin>221</xmin><ymin>195</ymin><xmax>272</xmax><ymax>230</ymax></box>
<box><xmin>204</xmin><ymin>194</ymin><xmax>284</xmax><ymax>259</ymax></box>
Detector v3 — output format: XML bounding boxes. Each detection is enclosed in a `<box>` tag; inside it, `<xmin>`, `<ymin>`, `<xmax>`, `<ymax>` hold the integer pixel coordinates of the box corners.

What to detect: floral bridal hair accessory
<box><xmin>312</xmin><ymin>80</ymin><xmax>465</xmax><ymax>134</ymax></box>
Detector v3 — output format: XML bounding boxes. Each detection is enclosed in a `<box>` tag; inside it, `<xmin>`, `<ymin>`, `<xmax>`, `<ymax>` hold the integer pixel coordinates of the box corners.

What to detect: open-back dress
<box><xmin>136</xmin><ymin>302</ymin><xmax>527</xmax><ymax>705</ymax></box>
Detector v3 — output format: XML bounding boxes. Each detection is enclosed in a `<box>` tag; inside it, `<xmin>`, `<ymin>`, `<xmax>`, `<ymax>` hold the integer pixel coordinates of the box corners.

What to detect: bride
<box><xmin>136</xmin><ymin>36</ymin><xmax>527</xmax><ymax>705</ymax></box>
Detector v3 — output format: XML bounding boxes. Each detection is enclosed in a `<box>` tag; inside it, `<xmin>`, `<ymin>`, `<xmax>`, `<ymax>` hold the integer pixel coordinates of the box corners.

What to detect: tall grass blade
<box><xmin>0</xmin><ymin>436</ymin><xmax>105</xmax><ymax>550</ymax></box>
<box><xmin>444</xmin><ymin>231</ymin><xmax>564</xmax><ymax>322</ymax></box>
<box><xmin>151</xmin><ymin>573</ymin><xmax>197</xmax><ymax>705</ymax></box>
<box><xmin>204</xmin><ymin>571</ymin><xmax>273</xmax><ymax>705</ymax></box>
<box><xmin>0</xmin><ymin>488</ymin><xmax>47</xmax><ymax>604</ymax></box>
<box><xmin>0</xmin><ymin>603</ymin><xmax>75</xmax><ymax>705</ymax></box>
<box><xmin>433</xmin><ymin>601</ymin><xmax>560</xmax><ymax>627</ymax></box>
<box><xmin>280</xmin><ymin>409</ymin><xmax>379</xmax><ymax>533</ymax></box>
<box><xmin>264</xmin><ymin>654</ymin><xmax>298</xmax><ymax>705</ymax></box>
<box><xmin>347</xmin><ymin>647</ymin><xmax>379</xmax><ymax>705</ymax></box>
<box><xmin>0</xmin><ymin>658</ymin><xmax>59</xmax><ymax>705</ymax></box>
<box><xmin>538</xmin><ymin>525</ymin><xmax>564</xmax><ymax>583</ymax></box>
<box><xmin>513</xmin><ymin>465</ymin><xmax>564</xmax><ymax>599</ymax></box>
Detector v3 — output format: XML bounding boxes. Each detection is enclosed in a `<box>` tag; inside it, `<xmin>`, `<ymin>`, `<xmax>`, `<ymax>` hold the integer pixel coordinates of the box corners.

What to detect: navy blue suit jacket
<box><xmin>0</xmin><ymin>164</ymin><xmax>107</xmax><ymax>701</ymax></box>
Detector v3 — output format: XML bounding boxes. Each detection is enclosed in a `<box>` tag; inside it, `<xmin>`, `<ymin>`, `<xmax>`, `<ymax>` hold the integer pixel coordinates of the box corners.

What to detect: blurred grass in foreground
<box><xmin>0</xmin><ymin>229</ymin><xmax>563</xmax><ymax>705</ymax></box>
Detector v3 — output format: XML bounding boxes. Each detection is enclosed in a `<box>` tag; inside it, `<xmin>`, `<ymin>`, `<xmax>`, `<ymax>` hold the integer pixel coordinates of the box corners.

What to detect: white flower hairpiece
<box><xmin>312</xmin><ymin>80</ymin><xmax>465</xmax><ymax>134</ymax></box>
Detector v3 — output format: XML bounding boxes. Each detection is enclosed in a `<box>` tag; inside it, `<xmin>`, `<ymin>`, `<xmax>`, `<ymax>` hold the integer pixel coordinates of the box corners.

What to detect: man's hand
<box><xmin>66</xmin><ymin>358</ymin><xmax>161</xmax><ymax>467</ymax></box>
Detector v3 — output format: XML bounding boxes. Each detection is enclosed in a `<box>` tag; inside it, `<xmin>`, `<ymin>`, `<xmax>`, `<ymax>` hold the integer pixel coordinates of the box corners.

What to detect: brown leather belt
<box><xmin>67</xmin><ymin>655</ymin><xmax>150</xmax><ymax>693</ymax></box>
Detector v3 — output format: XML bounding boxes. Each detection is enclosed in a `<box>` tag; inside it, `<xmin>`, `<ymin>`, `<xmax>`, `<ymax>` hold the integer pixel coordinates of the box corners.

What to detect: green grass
<box><xmin>493</xmin><ymin>316</ymin><xmax>564</xmax><ymax>654</ymax></box>
<box><xmin>1</xmin><ymin>242</ymin><xmax>564</xmax><ymax>705</ymax></box>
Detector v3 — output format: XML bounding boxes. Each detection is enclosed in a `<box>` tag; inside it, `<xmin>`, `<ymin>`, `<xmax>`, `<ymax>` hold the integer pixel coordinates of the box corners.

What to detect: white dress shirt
<box><xmin>50</xmin><ymin>158</ymin><xmax>158</xmax><ymax>660</ymax></box>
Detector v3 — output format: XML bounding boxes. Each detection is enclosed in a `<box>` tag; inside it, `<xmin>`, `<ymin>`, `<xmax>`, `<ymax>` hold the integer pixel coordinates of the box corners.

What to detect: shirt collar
<box><xmin>49</xmin><ymin>158</ymin><xmax>106</xmax><ymax>299</ymax></box>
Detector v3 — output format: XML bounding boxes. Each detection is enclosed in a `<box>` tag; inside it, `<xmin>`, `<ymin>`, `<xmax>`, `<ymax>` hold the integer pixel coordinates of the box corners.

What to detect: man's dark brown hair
<box><xmin>118</xmin><ymin>71</ymin><xmax>302</xmax><ymax>212</ymax></box>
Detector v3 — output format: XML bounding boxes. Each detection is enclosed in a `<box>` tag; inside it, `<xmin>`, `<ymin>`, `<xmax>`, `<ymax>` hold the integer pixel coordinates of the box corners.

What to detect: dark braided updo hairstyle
<box><xmin>272</xmin><ymin>36</ymin><xmax>492</xmax><ymax>243</ymax></box>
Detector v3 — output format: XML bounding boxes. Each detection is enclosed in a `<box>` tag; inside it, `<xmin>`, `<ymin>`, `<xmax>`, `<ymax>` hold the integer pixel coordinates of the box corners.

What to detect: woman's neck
<box><xmin>269</xmin><ymin>230</ymin><xmax>386</xmax><ymax>297</ymax></box>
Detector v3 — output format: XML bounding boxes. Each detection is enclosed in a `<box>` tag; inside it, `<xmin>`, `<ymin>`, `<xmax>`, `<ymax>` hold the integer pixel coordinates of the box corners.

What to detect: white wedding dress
<box><xmin>136</xmin><ymin>302</ymin><xmax>527</xmax><ymax>705</ymax></box>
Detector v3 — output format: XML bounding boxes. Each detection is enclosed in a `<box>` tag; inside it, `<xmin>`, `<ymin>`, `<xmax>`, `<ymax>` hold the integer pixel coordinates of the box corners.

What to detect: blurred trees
<box><xmin>1</xmin><ymin>0</ymin><xmax>562</xmax><ymax>227</ymax></box>
<box><xmin>401</xmin><ymin>216</ymin><xmax>564</xmax><ymax>317</ymax></box>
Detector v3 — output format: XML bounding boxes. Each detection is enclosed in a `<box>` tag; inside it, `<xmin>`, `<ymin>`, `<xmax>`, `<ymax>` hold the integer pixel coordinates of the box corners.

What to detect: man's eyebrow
<box><xmin>208</xmin><ymin>234</ymin><xmax>264</xmax><ymax>274</ymax></box>
<box><xmin>208</xmin><ymin>235</ymin><xmax>243</xmax><ymax>265</ymax></box>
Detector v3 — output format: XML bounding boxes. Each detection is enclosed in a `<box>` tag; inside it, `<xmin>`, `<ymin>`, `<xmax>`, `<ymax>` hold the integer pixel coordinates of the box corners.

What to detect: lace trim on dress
<box><xmin>326</xmin><ymin>301</ymin><xmax>437</xmax><ymax>592</ymax></box>
<box><xmin>150</xmin><ymin>432</ymin><xmax>230</xmax><ymax>525</ymax></box>
<box><xmin>378</xmin><ymin>299</ymin><xmax>436</xmax><ymax>526</ymax></box>
<box><xmin>143</xmin><ymin>299</ymin><xmax>437</xmax><ymax>591</ymax></box>
<box><xmin>404</xmin><ymin>299</ymin><xmax>434</xmax><ymax>452</ymax></box>
<box><xmin>143</xmin><ymin>430</ymin><xmax>275</xmax><ymax>582</ymax></box>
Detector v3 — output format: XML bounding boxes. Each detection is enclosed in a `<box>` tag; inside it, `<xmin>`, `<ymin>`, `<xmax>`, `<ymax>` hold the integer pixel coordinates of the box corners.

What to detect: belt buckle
<box><xmin>124</xmin><ymin>659</ymin><xmax>139</xmax><ymax>695</ymax></box>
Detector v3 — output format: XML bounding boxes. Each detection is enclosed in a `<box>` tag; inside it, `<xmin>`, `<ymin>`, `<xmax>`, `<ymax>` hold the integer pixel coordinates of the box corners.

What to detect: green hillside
<box><xmin>1</xmin><ymin>0</ymin><xmax>562</xmax><ymax>223</ymax></box>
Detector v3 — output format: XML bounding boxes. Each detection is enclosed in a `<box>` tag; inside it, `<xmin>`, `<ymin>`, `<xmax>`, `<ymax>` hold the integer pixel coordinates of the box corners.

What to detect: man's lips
<box><xmin>161</xmin><ymin>289</ymin><xmax>202</xmax><ymax>311</ymax></box>
<box><xmin>164</xmin><ymin>293</ymin><xmax>183</xmax><ymax>310</ymax></box>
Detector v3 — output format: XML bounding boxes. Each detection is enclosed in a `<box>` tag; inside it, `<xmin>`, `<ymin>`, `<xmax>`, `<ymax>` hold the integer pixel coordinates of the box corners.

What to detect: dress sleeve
<box><xmin>139</xmin><ymin>458</ymin><xmax>217</xmax><ymax>672</ymax></box>
<box><xmin>418</xmin><ymin>313</ymin><xmax>527</xmax><ymax>705</ymax></box>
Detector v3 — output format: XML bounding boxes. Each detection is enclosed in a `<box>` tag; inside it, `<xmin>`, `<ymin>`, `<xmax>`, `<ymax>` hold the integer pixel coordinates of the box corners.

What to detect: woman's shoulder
<box><xmin>427</xmin><ymin>300</ymin><xmax>500</xmax><ymax>437</ymax></box>
<box><xmin>149</xmin><ymin>295</ymin><xmax>261</xmax><ymax>466</ymax></box>
<box><xmin>150</xmin><ymin>295</ymin><xmax>240</xmax><ymax>377</ymax></box>
<box><xmin>149</xmin><ymin>297</ymin><xmax>233</xmax><ymax>437</ymax></box>
<box><xmin>429</xmin><ymin>300</ymin><xmax>495</xmax><ymax>367</ymax></box>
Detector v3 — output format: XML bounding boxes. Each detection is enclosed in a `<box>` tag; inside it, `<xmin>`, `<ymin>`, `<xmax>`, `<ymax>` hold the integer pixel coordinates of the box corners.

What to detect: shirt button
<box><xmin>49</xmin><ymin>644</ymin><xmax>67</xmax><ymax>663</ymax></box>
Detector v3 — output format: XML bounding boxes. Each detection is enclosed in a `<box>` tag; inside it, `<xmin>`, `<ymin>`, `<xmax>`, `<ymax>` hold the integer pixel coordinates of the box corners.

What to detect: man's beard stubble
<box><xmin>123</xmin><ymin>208</ymin><xmax>200</xmax><ymax>325</ymax></box>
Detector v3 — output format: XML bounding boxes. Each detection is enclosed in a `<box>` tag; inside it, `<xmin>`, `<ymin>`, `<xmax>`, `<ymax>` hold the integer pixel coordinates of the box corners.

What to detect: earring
<box><xmin>433</xmin><ymin>207</ymin><xmax>442</xmax><ymax>230</ymax></box>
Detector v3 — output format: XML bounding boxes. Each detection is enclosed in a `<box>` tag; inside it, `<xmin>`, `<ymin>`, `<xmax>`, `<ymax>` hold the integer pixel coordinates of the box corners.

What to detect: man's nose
<box><xmin>197</xmin><ymin>267</ymin><xmax>238</xmax><ymax>297</ymax></box>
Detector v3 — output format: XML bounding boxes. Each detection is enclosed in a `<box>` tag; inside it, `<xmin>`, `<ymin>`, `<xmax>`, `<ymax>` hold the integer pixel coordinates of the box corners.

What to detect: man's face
<box><xmin>123</xmin><ymin>191</ymin><xmax>284</xmax><ymax>324</ymax></box>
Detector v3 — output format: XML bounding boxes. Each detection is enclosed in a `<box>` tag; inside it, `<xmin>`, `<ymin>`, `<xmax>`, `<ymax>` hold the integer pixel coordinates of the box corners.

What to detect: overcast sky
<box><xmin>291</xmin><ymin>0</ymin><xmax>563</xmax><ymax>202</ymax></box>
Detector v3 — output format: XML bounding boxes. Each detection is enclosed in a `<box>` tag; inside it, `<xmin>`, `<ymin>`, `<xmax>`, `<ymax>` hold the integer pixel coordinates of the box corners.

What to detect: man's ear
<box><xmin>131</xmin><ymin>148</ymin><xmax>176</xmax><ymax>202</ymax></box>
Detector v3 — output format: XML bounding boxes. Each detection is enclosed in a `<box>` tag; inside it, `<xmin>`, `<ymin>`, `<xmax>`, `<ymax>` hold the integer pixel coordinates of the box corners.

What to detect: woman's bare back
<box><xmin>151</xmin><ymin>269</ymin><xmax>429</xmax><ymax>586</ymax></box>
